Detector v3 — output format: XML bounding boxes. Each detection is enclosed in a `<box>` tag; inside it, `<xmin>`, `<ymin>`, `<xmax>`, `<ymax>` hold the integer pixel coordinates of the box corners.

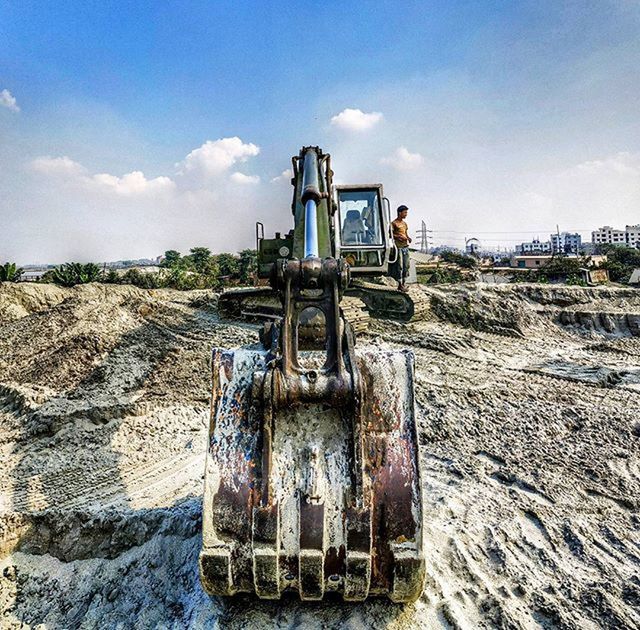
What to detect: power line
<box><xmin>431</xmin><ymin>229</ymin><xmax>592</xmax><ymax>234</ymax></box>
<box><xmin>431</xmin><ymin>236</ymin><xmax>563</xmax><ymax>242</ymax></box>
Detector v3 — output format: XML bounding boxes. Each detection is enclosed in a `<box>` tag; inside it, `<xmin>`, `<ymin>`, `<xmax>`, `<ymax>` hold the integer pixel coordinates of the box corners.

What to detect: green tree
<box><xmin>216</xmin><ymin>253</ymin><xmax>240</xmax><ymax>279</ymax></box>
<box><xmin>120</xmin><ymin>268</ymin><xmax>162</xmax><ymax>289</ymax></box>
<box><xmin>238</xmin><ymin>249</ymin><xmax>257</xmax><ymax>285</ymax></box>
<box><xmin>161</xmin><ymin>250</ymin><xmax>181</xmax><ymax>268</ymax></box>
<box><xmin>0</xmin><ymin>262</ymin><xmax>23</xmax><ymax>282</ymax></box>
<box><xmin>601</xmin><ymin>246</ymin><xmax>640</xmax><ymax>282</ymax></box>
<box><xmin>189</xmin><ymin>247</ymin><xmax>212</xmax><ymax>273</ymax></box>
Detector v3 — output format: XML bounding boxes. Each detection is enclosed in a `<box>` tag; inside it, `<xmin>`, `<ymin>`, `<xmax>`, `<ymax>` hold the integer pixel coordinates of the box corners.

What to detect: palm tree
<box><xmin>0</xmin><ymin>262</ymin><xmax>23</xmax><ymax>282</ymax></box>
<box><xmin>51</xmin><ymin>262</ymin><xmax>102</xmax><ymax>286</ymax></box>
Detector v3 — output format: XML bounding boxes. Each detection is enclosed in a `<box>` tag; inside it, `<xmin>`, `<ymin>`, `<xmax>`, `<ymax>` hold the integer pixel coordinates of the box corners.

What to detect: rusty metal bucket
<box><xmin>199</xmin><ymin>345</ymin><xmax>424</xmax><ymax>602</ymax></box>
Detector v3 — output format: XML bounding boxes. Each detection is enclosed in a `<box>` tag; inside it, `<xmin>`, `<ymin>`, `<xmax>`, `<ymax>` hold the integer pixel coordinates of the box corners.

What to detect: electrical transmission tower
<box><xmin>415</xmin><ymin>220</ymin><xmax>433</xmax><ymax>253</ymax></box>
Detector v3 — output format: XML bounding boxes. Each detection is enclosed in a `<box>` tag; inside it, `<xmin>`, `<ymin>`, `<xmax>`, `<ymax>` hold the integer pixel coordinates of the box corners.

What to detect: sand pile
<box><xmin>0</xmin><ymin>282</ymin><xmax>638</xmax><ymax>628</ymax></box>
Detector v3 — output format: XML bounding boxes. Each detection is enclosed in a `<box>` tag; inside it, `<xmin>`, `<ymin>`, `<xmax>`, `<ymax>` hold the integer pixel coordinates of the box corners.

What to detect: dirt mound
<box><xmin>0</xmin><ymin>283</ymin><xmax>68</xmax><ymax>322</ymax></box>
<box><xmin>424</xmin><ymin>284</ymin><xmax>544</xmax><ymax>337</ymax></box>
<box><xmin>425</xmin><ymin>282</ymin><xmax>640</xmax><ymax>340</ymax></box>
<box><xmin>1</xmin><ymin>282</ymin><xmax>639</xmax><ymax>628</ymax></box>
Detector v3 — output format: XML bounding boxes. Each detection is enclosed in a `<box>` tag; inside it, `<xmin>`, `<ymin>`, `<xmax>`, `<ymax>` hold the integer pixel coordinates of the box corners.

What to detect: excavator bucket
<box><xmin>199</xmin><ymin>344</ymin><xmax>425</xmax><ymax>602</ymax></box>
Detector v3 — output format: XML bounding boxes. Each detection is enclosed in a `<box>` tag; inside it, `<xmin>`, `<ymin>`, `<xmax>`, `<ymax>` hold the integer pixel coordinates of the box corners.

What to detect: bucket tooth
<box><xmin>252</xmin><ymin>505</ymin><xmax>280</xmax><ymax>599</ymax></box>
<box><xmin>199</xmin><ymin>545</ymin><xmax>234</xmax><ymax>596</ymax></box>
<box><xmin>344</xmin><ymin>551</ymin><xmax>371</xmax><ymax>601</ymax></box>
<box><xmin>344</xmin><ymin>507</ymin><xmax>372</xmax><ymax>601</ymax></box>
<box><xmin>390</xmin><ymin>544</ymin><xmax>425</xmax><ymax>603</ymax></box>
<box><xmin>298</xmin><ymin>500</ymin><xmax>325</xmax><ymax>600</ymax></box>
<box><xmin>253</xmin><ymin>548</ymin><xmax>280</xmax><ymax>599</ymax></box>
<box><xmin>299</xmin><ymin>550</ymin><xmax>324</xmax><ymax>600</ymax></box>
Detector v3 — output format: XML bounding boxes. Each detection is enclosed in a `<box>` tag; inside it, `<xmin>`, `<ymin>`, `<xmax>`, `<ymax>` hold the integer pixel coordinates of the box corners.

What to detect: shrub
<box><xmin>419</xmin><ymin>267</ymin><xmax>463</xmax><ymax>284</ymax></box>
<box><xmin>120</xmin><ymin>268</ymin><xmax>163</xmax><ymax>289</ymax></box>
<box><xmin>600</xmin><ymin>246</ymin><xmax>640</xmax><ymax>283</ymax></box>
<box><xmin>102</xmin><ymin>270</ymin><xmax>121</xmax><ymax>284</ymax></box>
<box><xmin>440</xmin><ymin>251</ymin><xmax>477</xmax><ymax>269</ymax></box>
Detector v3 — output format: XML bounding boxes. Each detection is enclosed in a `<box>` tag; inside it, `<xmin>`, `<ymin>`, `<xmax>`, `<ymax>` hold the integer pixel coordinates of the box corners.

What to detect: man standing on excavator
<box><xmin>391</xmin><ymin>205</ymin><xmax>411</xmax><ymax>292</ymax></box>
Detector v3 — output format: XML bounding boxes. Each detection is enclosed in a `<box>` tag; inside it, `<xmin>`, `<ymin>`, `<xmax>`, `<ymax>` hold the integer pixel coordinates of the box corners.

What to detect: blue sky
<box><xmin>1</xmin><ymin>1</ymin><xmax>639</xmax><ymax>263</ymax></box>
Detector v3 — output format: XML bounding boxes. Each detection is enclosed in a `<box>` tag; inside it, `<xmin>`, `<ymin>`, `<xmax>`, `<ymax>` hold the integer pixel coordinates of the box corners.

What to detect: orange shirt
<box><xmin>391</xmin><ymin>218</ymin><xmax>409</xmax><ymax>248</ymax></box>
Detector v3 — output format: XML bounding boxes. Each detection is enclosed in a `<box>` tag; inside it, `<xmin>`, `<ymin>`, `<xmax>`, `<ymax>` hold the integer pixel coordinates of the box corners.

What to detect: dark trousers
<box><xmin>390</xmin><ymin>247</ymin><xmax>410</xmax><ymax>284</ymax></box>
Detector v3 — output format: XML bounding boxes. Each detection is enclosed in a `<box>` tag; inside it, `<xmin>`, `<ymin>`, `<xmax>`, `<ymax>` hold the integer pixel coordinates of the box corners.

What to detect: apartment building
<box><xmin>551</xmin><ymin>232</ymin><xmax>582</xmax><ymax>254</ymax></box>
<box><xmin>625</xmin><ymin>225</ymin><xmax>640</xmax><ymax>248</ymax></box>
<box><xmin>592</xmin><ymin>226</ymin><xmax>626</xmax><ymax>246</ymax></box>
<box><xmin>592</xmin><ymin>225</ymin><xmax>640</xmax><ymax>248</ymax></box>
<box><xmin>515</xmin><ymin>238</ymin><xmax>552</xmax><ymax>254</ymax></box>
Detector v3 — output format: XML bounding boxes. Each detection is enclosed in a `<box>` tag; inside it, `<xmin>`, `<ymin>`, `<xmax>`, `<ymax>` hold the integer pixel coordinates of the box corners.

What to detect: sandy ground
<box><xmin>0</xmin><ymin>281</ymin><xmax>639</xmax><ymax>629</ymax></box>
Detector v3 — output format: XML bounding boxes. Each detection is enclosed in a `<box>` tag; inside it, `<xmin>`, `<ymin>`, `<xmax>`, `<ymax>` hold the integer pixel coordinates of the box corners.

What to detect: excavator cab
<box><xmin>200</xmin><ymin>147</ymin><xmax>424</xmax><ymax>602</ymax></box>
<box><xmin>334</xmin><ymin>185</ymin><xmax>396</xmax><ymax>275</ymax></box>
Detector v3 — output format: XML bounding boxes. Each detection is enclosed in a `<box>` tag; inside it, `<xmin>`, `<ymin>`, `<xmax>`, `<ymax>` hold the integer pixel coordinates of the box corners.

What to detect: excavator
<box><xmin>216</xmin><ymin>156</ymin><xmax>428</xmax><ymax>327</ymax></box>
<box><xmin>199</xmin><ymin>146</ymin><xmax>425</xmax><ymax>602</ymax></box>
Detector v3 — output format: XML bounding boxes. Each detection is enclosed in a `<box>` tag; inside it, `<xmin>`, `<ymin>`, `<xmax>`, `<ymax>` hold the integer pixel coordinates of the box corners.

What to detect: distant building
<box><xmin>465</xmin><ymin>238</ymin><xmax>481</xmax><ymax>256</ymax></box>
<box><xmin>518</xmin><ymin>233</ymin><xmax>582</xmax><ymax>255</ymax></box>
<box><xmin>116</xmin><ymin>265</ymin><xmax>163</xmax><ymax>275</ymax></box>
<box><xmin>511</xmin><ymin>254</ymin><xmax>554</xmax><ymax>269</ymax></box>
<box><xmin>626</xmin><ymin>225</ymin><xmax>640</xmax><ymax>248</ymax></box>
<box><xmin>516</xmin><ymin>239</ymin><xmax>552</xmax><ymax>254</ymax></box>
<box><xmin>551</xmin><ymin>232</ymin><xmax>582</xmax><ymax>254</ymax></box>
<box><xmin>592</xmin><ymin>225</ymin><xmax>640</xmax><ymax>248</ymax></box>
<box><xmin>18</xmin><ymin>270</ymin><xmax>44</xmax><ymax>282</ymax></box>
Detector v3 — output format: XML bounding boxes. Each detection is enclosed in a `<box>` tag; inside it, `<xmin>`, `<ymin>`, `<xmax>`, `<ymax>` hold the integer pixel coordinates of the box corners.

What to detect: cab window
<box><xmin>338</xmin><ymin>190</ymin><xmax>383</xmax><ymax>246</ymax></box>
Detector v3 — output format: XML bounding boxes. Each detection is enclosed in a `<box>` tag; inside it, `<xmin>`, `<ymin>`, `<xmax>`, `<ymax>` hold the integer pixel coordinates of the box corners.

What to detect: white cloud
<box><xmin>29</xmin><ymin>135</ymin><xmax>263</xmax><ymax>207</ymax></box>
<box><xmin>15</xmin><ymin>137</ymin><xmax>270</xmax><ymax>262</ymax></box>
<box><xmin>31</xmin><ymin>156</ymin><xmax>86</xmax><ymax>176</ymax></box>
<box><xmin>91</xmin><ymin>171</ymin><xmax>175</xmax><ymax>195</ymax></box>
<box><xmin>381</xmin><ymin>146</ymin><xmax>425</xmax><ymax>171</ymax></box>
<box><xmin>270</xmin><ymin>168</ymin><xmax>293</xmax><ymax>183</ymax></box>
<box><xmin>0</xmin><ymin>89</ymin><xmax>20</xmax><ymax>113</ymax></box>
<box><xmin>31</xmin><ymin>156</ymin><xmax>175</xmax><ymax>196</ymax></box>
<box><xmin>330</xmin><ymin>108</ymin><xmax>383</xmax><ymax>132</ymax></box>
<box><xmin>569</xmin><ymin>151</ymin><xmax>640</xmax><ymax>176</ymax></box>
<box><xmin>230</xmin><ymin>171</ymin><xmax>260</xmax><ymax>185</ymax></box>
<box><xmin>179</xmin><ymin>137</ymin><xmax>260</xmax><ymax>175</ymax></box>
<box><xmin>549</xmin><ymin>151</ymin><xmax>640</xmax><ymax>227</ymax></box>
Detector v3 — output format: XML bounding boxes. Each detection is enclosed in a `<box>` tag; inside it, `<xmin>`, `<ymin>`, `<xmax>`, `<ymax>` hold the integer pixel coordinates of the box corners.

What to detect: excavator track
<box><xmin>217</xmin><ymin>283</ymin><xmax>428</xmax><ymax>329</ymax></box>
<box><xmin>340</xmin><ymin>296</ymin><xmax>371</xmax><ymax>335</ymax></box>
<box><xmin>347</xmin><ymin>280</ymin><xmax>430</xmax><ymax>322</ymax></box>
<box><xmin>217</xmin><ymin>287</ymin><xmax>281</xmax><ymax>321</ymax></box>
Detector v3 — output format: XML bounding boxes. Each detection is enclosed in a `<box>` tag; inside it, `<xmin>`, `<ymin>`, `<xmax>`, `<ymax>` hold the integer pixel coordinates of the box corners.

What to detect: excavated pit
<box><xmin>1</xmin><ymin>282</ymin><xmax>639</xmax><ymax>628</ymax></box>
